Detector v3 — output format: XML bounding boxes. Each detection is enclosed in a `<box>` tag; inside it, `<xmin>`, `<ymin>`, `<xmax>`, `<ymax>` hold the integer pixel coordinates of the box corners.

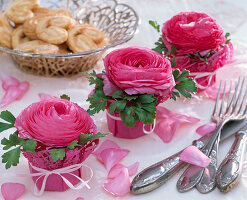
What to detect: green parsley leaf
<box><xmin>0</xmin><ymin>122</ymin><xmax>14</xmax><ymax>133</ymax></box>
<box><xmin>225</xmin><ymin>39</ymin><xmax>231</xmax><ymax>45</ymax></box>
<box><xmin>170</xmin><ymin>45</ymin><xmax>177</xmax><ymax>55</ymax></box>
<box><xmin>112</xmin><ymin>90</ymin><xmax>125</xmax><ymax>99</ymax></box>
<box><xmin>1</xmin><ymin>131</ymin><xmax>25</xmax><ymax>150</ymax></box>
<box><xmin>86</xmin><ymin>73</ymin><xmax>108</xmax><ymax>115</ymax></box>
<box><xmin>152</xmin><ymin>37</ymin><xmax>168</xmax><ymax>54</ymax></box>
<box><xmin>109</xmin><ymin>100</ymin><xmax>127</xmax><ymax>114</ymax></box>
<box><xmin>225</xmin><ymin>32</ymin><xmax>230</xmax><ymax>38</ymax></box>
<box><xmin>171</xmin><ymin>91</ymin><xmax>180</xmax><ymax>101</ymax></box>
<box><xmin>0</xmin><ymin>110</ymin><xmax>16</xmax><ymax>124</ymax></box>
<box><xmin>137</xmin><ymin>94</ymin><xmax>156</xmax><ymax>104</ymax></box>
<box><xmin>49</xmin><ymin>148</ymin><xmax>66</xmax><ymax>162</ymax></box>
<box><xmin>60</xmin><ymin>94</ymin><xmax>70</xmax><ymax>101</ymax></box>
<box><xmin>22</xmin><ymin>140</ymin><xmax>37</xmax><ymax>153</ymax></box>
<box><xmin>121</xmin><ymin>107</ymin><xmax>136</xmax><ymax>128</ymax></box>
<box><xmin>2</xmin><ymin>146</ymin><xmax>21</xmax><ymax>169</ymax></box>
<box><xmin>149</xmin><ymin>20</ymin><xmax>160</xmax><ymax>32</ymax></box>
<box><xmin>67</xmin><ymin>140</ymin><xmax>78</xmax><ymax>149</ymax></box>
<box><xmin>172</xmin><ymin>69</ymin><xmax>197</xmax><ymax>100</ymax></box>
<box><xmin>171</xmin><ymin>56</ymin><xmax>176</xmax><ymax>68</ymax></box>
<box><xmin>79</xmin><ymin>132</ymin><xmax>111</xmax><ymax>145</ymax></box>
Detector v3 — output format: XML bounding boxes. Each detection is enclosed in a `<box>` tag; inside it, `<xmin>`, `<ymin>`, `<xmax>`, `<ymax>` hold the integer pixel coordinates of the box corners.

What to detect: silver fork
<box><xmin>177</xmin><ymin>77</ymin><xmax>247</xmax><ymax>193</ymax></box>
<box><xmin>197</xmin><ymin>79</ymin><xmax>246</xmax><ymax>193</ymax></box>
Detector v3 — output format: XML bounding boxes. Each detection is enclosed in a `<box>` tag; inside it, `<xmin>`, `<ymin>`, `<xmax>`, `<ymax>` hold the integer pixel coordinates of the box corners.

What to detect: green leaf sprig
<box><xmin>86</xmin><ymin>71</ymin><xmax>158</xmax><ymax>128</ymax></box>
<box><xmin>171</xmin><ymin>69</ymin><xmax>197</xmax><ymax>100</ymax></box>
<box><xmin>50</xmin><ymin>132</ymin><xmax>110</xmax><ymax>162</ymax></box>
<box><xmin>0</xmin><ymin>111</ymin><xmax>37</xmax><ymax>169</ymax></box>
<box><xmin>85</xmin><ymin>71</ymin><xmax>108</xmax><ymax>115</ymax></box>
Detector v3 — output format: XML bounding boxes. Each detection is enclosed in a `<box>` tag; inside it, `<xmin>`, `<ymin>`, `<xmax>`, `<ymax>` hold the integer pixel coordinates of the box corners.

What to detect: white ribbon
<box><xmin>17</xmin><ymin>163</ymin><xmax>93</xmax><ymax>196</ymax></box>
<box><xmin>190</xmin><ymin>71</ymin><xmax>216</xmax><ymax>90</ymax></box>
<box><xmin>106</xmin><ymin>111</ymin><xmax>156</xmax><ymax>135</ymax></box>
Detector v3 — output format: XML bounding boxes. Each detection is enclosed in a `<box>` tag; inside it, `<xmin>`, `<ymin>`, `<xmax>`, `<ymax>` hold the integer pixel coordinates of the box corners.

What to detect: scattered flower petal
<box><xmin>1</xmin><ymin>182</ymin><xmax>25</xmax><ymax>200</ymax></box>
<box><xmin>75</xmin><ymin>198</ymin><xmax>84</xmax><ymax>200</ymax></box>
<box><xmin>127</xmin><ymin>162</ymin><xmax>139</xmax><ymax>176</ymax></box>
<box><xmin>180</xmin><ymin>145</ymin><xmax>211</xmax><ymax>167</ymax></box>
<box><xmin>155</xmin><ymin>118</ymin><xmax>181</xmax><ymax>143</ymax></box>
<box><xmin>196</xmin><ymin>122</ymin><xmax>216</xmax><ymax>136</ymax></box>
<box><xmin>0</xmin><ymin>74</ymin><xmax>29</xmax><ymax>107</ymax></box>
<box><xmin>93</xmin><ymin>140</ymin><xmax>120</xmax><ymax>162</ymax></box>
<box><xmin>156</xmin><ymin>106</ymin><xmax>200</xmax><ymax>124</ymax></box>
<box><xmin>205</xmin><ymin>85</ymin><xmax>230</xmax><ymax>100</ymax></box>
<box><xmin>108</xmin><ymin>162</ymin><xmax>139</xmax><ymax>179</ymax></box>
<box><xmin>38</xmin><ymin>93</ymin><xmax>54</xmax><ymax>100</ymax></box>
<box><xmin>0</xmin><ymin>74</ymin><xmax>19</xmax><ymax>90</ymax></box>
<box><xmin>100</xmin><ymin>148</ymin><xmax>130</xmax><ymax>171</ymax></box>
<box><xmin>103</xmin><ymin>168</ymin><xmax>131</xmax><ymax>196</ymax></box>
<box><xmin>155</xmin><ymin>106</ymin><xmax>200</xmax><ymax>143</ymax></box>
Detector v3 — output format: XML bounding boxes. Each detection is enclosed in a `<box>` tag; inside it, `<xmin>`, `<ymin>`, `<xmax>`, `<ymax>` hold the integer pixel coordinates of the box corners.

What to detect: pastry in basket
<box><xmin>67</xmin><ymin>24</ymin><xmax>109</xmax><ymax>53</ymax></box>
<box><xmin>1</xmin><ymin>0</ymin><xmax>109</xmax><ymax>54</ymax></box>
<box><xmin>0</xmin><ymin>97</ymin><xmax>110</xmax><ymax>193</ymax></box>
<box><xmin>0</xmin><ymin>13</ymin><xmax>13</xmax><ymax>48</ymax></box>
<box><xmin>5</xmin><ymin>0</ymin><xmax>39</xmax><ymax>24</ymax></box>
<box><xmin>32</xmin><ymin>7</ymin><xmax>72</xmax><ymax>17</ymax></box>
<box><xmin>15</xmin><ymin>40</ymin><xmax>59</xmax><ymax>54</ymax></box>
<box><xmin>36</xmin><ymin>15</ymin><xmax>74</xmax><ymax>45</ymax></box>
<box><xmin>12</xmin><ymin>25</ymin><xmax>31</xmax><ymax>49</ymax></box>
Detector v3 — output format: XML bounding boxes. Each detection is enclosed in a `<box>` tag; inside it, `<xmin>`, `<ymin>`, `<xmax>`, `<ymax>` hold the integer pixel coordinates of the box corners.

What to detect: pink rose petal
<box><xmin>180</xmin><ymin>145</ymin><xmax>211</xmax><ymax>167</ymax></box>
<box><xmin>76</xmin><ymin>198</ymin><xmax>84</xmax><ymax>200</ymax></box>
<box><xmin>196</xmin><ymin>122</ymin><xmax>217</xmax><ymax>136</ymax></box>
<box><xmin>155</xmin><ymin>106</ymin><xmax>200</xmax><ymax>143</ymax></box>
<box><xmin>205</xmin><ymin>85</ymin><xmax>230</xmax><ymax>100</ymax></box>
<box><xmin>103</xmin><ymin>168</ymin><xmax>131</xmax><ymax>196</ymax></box>
<box><xmin>127</xmin><ymin>162</ymin><xmax>139</xmax><ymax>176</ymax></box>
<box><xmin>0</xmin><ymin>74</ymin><xmax>19</xmax><ymax>90</ymax></box>
<box><xmin>93</xmin><ymin>140</ymin><xmax>120</xmax><ymax>162</ymax></box>
<box><xmin>155</xmin><ymin>118</ymin><xmax>181</xmax><ymax>143</ymax></box>
<box><xmin>108</xmin><ymin>162</ymin><xmax>139</xmax><ymax>179</ymax></box>
<box><xmin>38</xmin><ymin>93</ymin><xmax>54</xmax><ymax>100</ymax></box>
<box><xmin>100</xmin><ymin>148</ymin><xmax>130</xmax><ymax>171</ymax></box>
<box><xmin>1</xmin><ymin>183</ymin><xmax>25</xmax><ymax>200</ymax></box>
<box><xmin>156</xmin><ymin>106</ymin><xmax>200</xmax><ymax>124</ymax></box>
<box><xmin>0</xmin><ymin>74</ymin><xmax>29</xmax><ymax>107</ymax></box>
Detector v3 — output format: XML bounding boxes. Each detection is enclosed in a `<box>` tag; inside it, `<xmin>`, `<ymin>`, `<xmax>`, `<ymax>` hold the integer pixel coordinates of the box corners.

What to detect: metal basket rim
<box><xmin>0</xmin><ymin>0</ymin><xmax>139</xmax><ymax>58</ymax></box>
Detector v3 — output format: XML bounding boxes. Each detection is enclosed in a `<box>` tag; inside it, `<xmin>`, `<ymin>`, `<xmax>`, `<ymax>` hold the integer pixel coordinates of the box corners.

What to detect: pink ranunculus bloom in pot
<box><xmin>14</xmin><ymin>98</ymin><xmax>96</xmax><ymax>147</ymax></box>
<box><xmin>160</xmin><ymin>11</ymin><xmax>233</xmax><ymax>91</ymax></box>
<box><xmin>162</xmin><ymin>11</ymin><xmax>226</xmax><ymax>55</ymax></box>
<box><xmin>104</xmin><ymin>46</ymin><xmax>175</xmax><ymax>100</ymax></box>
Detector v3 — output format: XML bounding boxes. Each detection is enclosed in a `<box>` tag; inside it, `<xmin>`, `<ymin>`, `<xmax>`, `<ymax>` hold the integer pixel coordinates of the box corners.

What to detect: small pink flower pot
<box><xmin>22</xmin><ymin>141</ymin><xmax>98</xmax><ymax>192</ymax></box>
<box><xmin>106</xmin><ymin>109</ymin><xmax>154</xmax><ymax>139</ymax></box>
<box><xmin>29</xmin><ymin>164</ymin><xmax>81</xmax><ymax>191</ymax></box>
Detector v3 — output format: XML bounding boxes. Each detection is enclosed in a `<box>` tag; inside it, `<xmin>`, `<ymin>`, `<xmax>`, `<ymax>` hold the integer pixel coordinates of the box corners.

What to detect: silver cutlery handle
<box><xmin>196</xmin><ymin>134</ymin><xmax>220</xmax><ymax>193</ymax></box>
<box><xmin>216</xmin><ymin>131</ymin><xmax>247</xmax><ymax>192</ymax></box>
<box><xmin>130</xmin><ymin>134</ymin><xmax>211</xmax><ymax>194</ymax></box>
<box><xmin>130</xmin><ymin>150</ymin><xmax>186</xmax><ymax>194</ymax></box>
<box><xmin>177</xmin><ymin>123</ymin><xmax>224</xmax><ymax>192</ymax></box>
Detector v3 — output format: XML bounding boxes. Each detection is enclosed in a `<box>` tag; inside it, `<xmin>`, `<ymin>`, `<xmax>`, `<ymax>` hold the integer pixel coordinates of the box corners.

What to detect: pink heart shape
<box><xmin>1</xmin><ymin>183</ymin><xmax>25</xmax><ymax>200</ymax></box>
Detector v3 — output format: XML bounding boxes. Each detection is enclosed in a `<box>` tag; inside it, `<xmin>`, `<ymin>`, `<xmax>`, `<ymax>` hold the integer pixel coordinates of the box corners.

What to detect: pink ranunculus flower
<box><xmin>14</xmin><ymin>98</ymin><xmax>96</xmax><ymax>147</ymax></box>
<box><xmin>104</xmin><ymin>46</ymin><xmax>175</xmax><ymax>99</ymax></box>
<box><xmin>162</xmin><ymin>12</ymin><xmax>226</xmax><ymax>55</ymax></box>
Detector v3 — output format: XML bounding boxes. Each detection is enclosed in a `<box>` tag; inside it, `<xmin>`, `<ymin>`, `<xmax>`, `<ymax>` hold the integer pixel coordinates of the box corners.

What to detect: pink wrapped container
<box><xmin>22</xmin><ymin>141</ymin><xmax>98</xmax><ymax>191</ymax></box>
<box><xmin>176</xmin><ymin>42</ymin><xmax>234</xmax><ymax>91</ymax></box>
<box><xmin>106</xmin><ymin>109</ymin><xmax>154</xmax><ymax>139</ymax></box>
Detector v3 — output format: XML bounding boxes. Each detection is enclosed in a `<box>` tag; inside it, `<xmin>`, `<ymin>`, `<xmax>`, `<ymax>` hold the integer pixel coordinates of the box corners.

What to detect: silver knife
<box><xmin>216</xmin><ymin>129</ymin><xmax>247</xmax><ymax>192</ymax></box>
<box><xmin>130</xmin><ymin>119</ymin><xmax>247</xmax><ymax>195</ymax></box>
